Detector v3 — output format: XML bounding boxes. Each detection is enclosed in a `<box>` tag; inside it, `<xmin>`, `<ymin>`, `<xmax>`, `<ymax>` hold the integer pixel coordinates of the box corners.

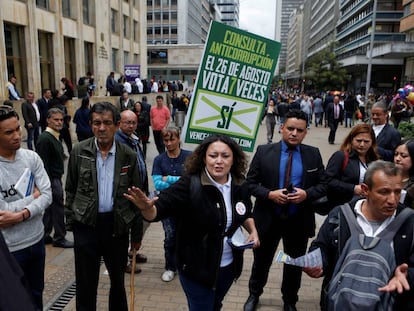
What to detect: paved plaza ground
<box><xmin>42</xmin><ymin>120</ymin><xmax>351</xmax><ymax>310</ymax></box>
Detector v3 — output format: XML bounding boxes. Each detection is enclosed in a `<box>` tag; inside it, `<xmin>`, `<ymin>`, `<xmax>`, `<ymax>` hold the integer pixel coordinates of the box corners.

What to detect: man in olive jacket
<box><xmin>65</xmin><ymin>102</ymin><xmax>143</xmax><ymax>311</ymax></box>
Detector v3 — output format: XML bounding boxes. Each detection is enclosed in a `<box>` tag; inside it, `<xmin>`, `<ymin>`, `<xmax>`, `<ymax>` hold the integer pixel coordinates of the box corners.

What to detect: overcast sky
<box><xmin>239</xmin><ymin>0</ymin><xmax>276</xmax><ymax>40</ymax></box>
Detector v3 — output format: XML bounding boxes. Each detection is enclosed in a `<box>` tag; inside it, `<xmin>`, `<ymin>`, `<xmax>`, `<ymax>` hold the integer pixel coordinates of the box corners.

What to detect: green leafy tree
<box><xmin>304</xmin><ymin>43</ymin><xmax>350</xmax><ymax>91</ymax></box>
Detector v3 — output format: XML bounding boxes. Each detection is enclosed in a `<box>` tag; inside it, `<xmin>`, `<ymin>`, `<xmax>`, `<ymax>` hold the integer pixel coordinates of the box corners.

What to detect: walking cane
<box><xmin>130</xmin><ymin>246</ymin><xmax>136</xmax><ymax>310</ymax></box>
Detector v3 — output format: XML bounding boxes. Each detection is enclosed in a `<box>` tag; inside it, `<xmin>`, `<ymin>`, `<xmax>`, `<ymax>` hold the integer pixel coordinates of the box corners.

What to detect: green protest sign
<box><xmin>183</xmin><ymin>21</ymin><xmax>281</xmax><ymax>152</ymax></box>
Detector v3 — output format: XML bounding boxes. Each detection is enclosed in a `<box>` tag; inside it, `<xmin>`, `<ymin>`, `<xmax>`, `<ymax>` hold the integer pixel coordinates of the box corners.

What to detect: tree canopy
<box><xmin>304</xmin><ymin>43</ymin><xmax>350</xmax><ymax>91</ymax></box>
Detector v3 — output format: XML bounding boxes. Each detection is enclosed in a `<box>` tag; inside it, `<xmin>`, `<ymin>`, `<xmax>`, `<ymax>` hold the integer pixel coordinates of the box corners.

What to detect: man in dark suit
<box><xmin>326</xmin><ymin>95</ymin><xmax>344</xmax><ymax>144</ymax></box>
<box><xmin>36</xmin><ymin>88</ymin><xmax>52</xmax><ymax>132</ymax></box>
<box><xmin>371</xmin><ymin>101</ymin><xmax>401</xmax><ymax>161</ymax></box>
<box><xmin>244</xmin><ymin>110</ymin><xmax>327</xmax><ymax>311</ymax></box>
<box><xmin>21</xmin><ymin>91</ymin><xmax>40</xmax><ymax>150</ymax></box>
<box><xmin>65</xmin><ymin>102</ymin><xmax>143</xmax><ymax>311</ymax></box>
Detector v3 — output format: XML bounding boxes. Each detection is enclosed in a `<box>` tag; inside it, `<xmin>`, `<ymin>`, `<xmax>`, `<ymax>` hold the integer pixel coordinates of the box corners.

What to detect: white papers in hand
<box><xmin>275</xmin><ymin>248</ymin><xmax>322</xmax><ymax>268</ymax></box>
<box><xmin>15</xmin><ymin>168</ymin><xmax>34</xmax><ymax>198</ymax></box>
<box><xmin>227</xmin><ymin>227</ymin><xmax>254</xmax><ymax>249</ymax></box>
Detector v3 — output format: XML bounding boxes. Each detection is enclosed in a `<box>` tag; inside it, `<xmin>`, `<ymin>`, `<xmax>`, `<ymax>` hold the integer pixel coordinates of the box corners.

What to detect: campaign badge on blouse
<box><xmin>235</xmin><ymin>202</ymin><xmax>246</xmax><ymax>215</ymax></box>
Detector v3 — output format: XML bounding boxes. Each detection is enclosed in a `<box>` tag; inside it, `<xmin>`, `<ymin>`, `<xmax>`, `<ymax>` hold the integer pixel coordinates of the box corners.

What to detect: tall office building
<box><xmin>285</xmin><ymin>6</ymin><xmax>304</xmax><ymax>78</ymax></box>
<box><xmin>336</xmin><ymin>0</ymin><xmax>404</xmax><ymax>93</ymax></box>
<box><xmin>279</xmin><ymin>0</ymin><xmax>305</xmax><ymax>72</ymax></box>
<box><xmin>306</xmin><ymin>0</ymin><xmax>339</xmax><ymax>58</ymax></box>
<box><xmin>371</xmin><ymin>0</ymin><xmax>414</xmax><ymax>85</ymax></box>
<box><xmin>1</xmin><ymin>0</ymin><xmax>147</xmax><ymax>98</ymax></box>
<box><xmin>211</xmin><ymin>0</ymin><xmax>239</xmax><ymax>27</ymax></box>
<box><xmin>146</xmin><ymin>0</ymin><xmax>211</xmax><ymax>44</ymax></box>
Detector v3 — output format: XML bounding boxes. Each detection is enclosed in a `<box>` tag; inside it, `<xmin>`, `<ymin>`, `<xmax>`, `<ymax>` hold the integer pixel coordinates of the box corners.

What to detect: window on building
<box><xmin>112</xmin><ymin>48</ymin><xmax>118</xmax><ymax>71</ymax></box>
<box><xmin>154</xmin><ymin>27</ymin><xmax>161</xmax><ymax>35</ymax></box>
<box><xmin>171</xmin><ymin>0</ymin><xmax>177</xmax><ymax>5</ymax></box>
<box><xmin>111</xmin><ymin>9</ymin><xmax>119</xmax><ymax>33</ymax></box>
<box><xmin>133</xmin><ymin>53</ymin><xmax>139</xmax><ymax>64</ymax></box>
<box><xmin>147</xmin><ymin>0</ymin><xmax>152</xmax><ymax>6</ymax></box>
<box><xmin>147</xmin><ymin>13</ymin><xmax>153</xmax><ymax>21</ymax></box>
<box><xmin>147</xmin><ymin>28</ymin><xmax>153</xmax><ymax>35</ymax></box>
<box><xmin>64</xmin><ymin>37</ymin><xmax>76</xmax><ymax>84</ymax></box>
<box><xmin>36</xmin><ymin>0</ymin><xmax>49</xmax><ymax>9</ymax></box>
<box><xmin>148</xmin><ymin>49</ymin><xmax>168</xmax><ymax>64</ymax></box>
<box><xmin>62</xmin><ymin>0</ymin><xmax>72</xmax><ymax>17</ymax></box>
<box><xmin>123</xmin><ymin>15</ymin><xmax>130</xmax><ymax>38</ymax></box>
<box><xmin>124</xmin><ymin>51</ymin><xmax>129</xmax><ymax>65</ymax></box>
<box><xmin>4</xmin><ymin>22</ymin><xmax>27</xmax><ymax>97</ymax></box>
<box><xmin>133</xmin><ymin>20</ymin><xmax>139</xmax><ymax>41</ymax></box>
<box><xmin>162</xmin><ymin>27</ymin><xmax>169</xmax><ymax>35</ymax></box>
<box><xmin>83</xmin><ymin>0</ymin><xmax>95</xmax><ymax>25</ymax></box>
<box><xmin>84</xmin><ymin>42</ymin><xmax>94</xmax><ymax>76</ymax></box>
<box><xmin>162</xmin><ymin>13</ymin><xmax>169</xmax><ymax>20</ymax></box>
<box><xmin>38</xmin><ymin>31</ymin><xmax>55</xmax><ymax>91</ymax></box>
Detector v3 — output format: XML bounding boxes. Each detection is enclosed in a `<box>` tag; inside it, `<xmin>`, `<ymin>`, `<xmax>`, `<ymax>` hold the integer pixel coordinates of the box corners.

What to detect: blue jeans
<box><xmin>345</xmin><ymin>111</ymin><xmax>354</xmax><ymax>127</ymax></box>
<box><xmin>179</xmin><ymin>263</ymin><xmax>234</xmax><ymax>311</ymax></box>
<box><xmin>161</xmin><ymin>217</ymin><xmax>177</xmax><ymax>271</ymax></box>
<box><xmin>26</xmin><ymin>126</ymin><xmax>40</xmax><ymax>151</ymax></box>
<box><xmin>12</xmin><ymin>239</ymin><xmax>45</xmax><ymax>310</ymax></box>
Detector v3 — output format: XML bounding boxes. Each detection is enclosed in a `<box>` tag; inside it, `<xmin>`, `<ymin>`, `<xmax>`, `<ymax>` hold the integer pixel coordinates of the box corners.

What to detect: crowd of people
<box><xmin>1</xmin><ymin>78</ymin><xmax>414</xmax><ymax>311</ymax></box>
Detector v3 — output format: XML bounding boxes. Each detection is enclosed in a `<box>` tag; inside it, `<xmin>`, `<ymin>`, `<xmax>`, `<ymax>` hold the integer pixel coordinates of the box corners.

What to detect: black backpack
<box><xmin>328</xmin><ymin>204</ymin><xmax>414</xmax><ymax>311</ymax></box>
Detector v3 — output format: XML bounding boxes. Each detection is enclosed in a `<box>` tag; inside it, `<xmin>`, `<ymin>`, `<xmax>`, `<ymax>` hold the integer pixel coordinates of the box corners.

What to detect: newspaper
<box><xmin>275</xmin><ymin>248</ymin><xmax>322</xmax><ymax>268</ymax></box>
<box><xmin>227</xmin><ymin>227</ymin><xmax>255</xmax><ymax>249</ymax></box>
<box><xmin>14</xmin><ymin>168</ymin><xmax>34</xmax><ymax>198</ymax></box>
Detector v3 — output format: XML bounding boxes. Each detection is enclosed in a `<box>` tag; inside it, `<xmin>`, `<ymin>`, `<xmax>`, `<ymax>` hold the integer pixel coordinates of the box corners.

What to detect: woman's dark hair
<box><xmin>133</xmin><ymin>101</ymin><xmax>142</xmax><ymax>113</ymax></box>
<box><xmin>340</xmin><ymin>123</ymin><xmax>379</xmax><ymax>163</ymax></box>
<box><xmin>184</xmin><ymin>134</ymin><xmax>248</xmax><ymax>181</ymax></box>
<box><xmin>396</xmin><ymin>139</ymin><xmax>414</xmax><ymax>177</ymax></box>
<box><xmin>81</xmin><ymin>96</ymin><xmax>90</xmax><ymax>109</ymax></box>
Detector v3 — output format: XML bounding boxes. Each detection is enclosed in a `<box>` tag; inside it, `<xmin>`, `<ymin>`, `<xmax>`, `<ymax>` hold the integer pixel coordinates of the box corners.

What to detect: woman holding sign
<box><xmin>124</xmin><ymin>134</ymin><xmax>260</xmax><ymax>311</ymax></box>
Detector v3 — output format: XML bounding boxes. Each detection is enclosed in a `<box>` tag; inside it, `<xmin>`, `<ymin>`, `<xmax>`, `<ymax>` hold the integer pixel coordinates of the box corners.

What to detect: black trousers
<box><xmin>248</xmin><ymin>215</ymin><xmax>308</xmax><ymax>305</ymax></box>
<box><xmin>59</xmin><ymin>127</ymin><xmax>72</xmax><ymax>153</ymax></box>
<box><xmin>328</xmin><ymin>119</ymin><xmax>340</xmax><ymax>143</ymax></box>
<box><xmin>153</xmin><ymin>129</ymin><xmax>165</xmax><ymax>154</ymax></box>
<box><xmin>73</xmin><ymin>213</ymin><xmax>129</xmax><ymax>311</ymax></box>
<box><xmin>43</xmin><ymin>177</ymin><xmax>66</xmax><ymax>242</ymax></box>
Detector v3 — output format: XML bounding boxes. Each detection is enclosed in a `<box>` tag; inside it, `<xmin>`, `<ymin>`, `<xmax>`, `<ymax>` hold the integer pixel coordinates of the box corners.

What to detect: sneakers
<box><xmin>161</xmin><ymin>270</ymin><xmax>176</xmax><ymax>282</ymax></box>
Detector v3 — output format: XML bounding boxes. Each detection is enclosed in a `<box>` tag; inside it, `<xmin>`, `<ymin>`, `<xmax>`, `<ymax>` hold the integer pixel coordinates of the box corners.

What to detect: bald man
<box><xmin>115</xmin><ymin>110</ymin><xmax>149</xmax><ymax>272</ymax></box>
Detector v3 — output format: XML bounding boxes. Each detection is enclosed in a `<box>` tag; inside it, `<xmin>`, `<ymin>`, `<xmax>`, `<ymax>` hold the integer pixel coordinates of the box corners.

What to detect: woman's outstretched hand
<box><xmin>124</xmin><ymin>186</ymin><xmax>158</xmax><ymax>221</ymax></box>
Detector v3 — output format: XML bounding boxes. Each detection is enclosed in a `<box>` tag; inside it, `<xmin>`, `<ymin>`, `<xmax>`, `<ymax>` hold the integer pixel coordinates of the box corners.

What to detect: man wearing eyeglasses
<box><xmin>0</xmin><ymin>105</ymin><xmax>52</xmax><ymax>310</ymax></box>
<box><xmin>65</xmin><ymin>102</ymin><xmax>143</xmax><ymax>311</ymax></box>
<box><xmin>115</xmin><ymin>109</ymin><xmax>149</xmax><ymax>273</ymax></box>
<box><xmin>244</xmin><ymin>110</ymin><xmax>327</xmax><ymax>311</ymax></box>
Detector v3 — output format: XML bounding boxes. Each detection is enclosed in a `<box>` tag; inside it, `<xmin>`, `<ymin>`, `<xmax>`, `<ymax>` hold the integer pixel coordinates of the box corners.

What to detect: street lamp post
<box><xmin>365</xmin><ymin>0</ymin><xmax>378</xmax><ymax>100</ymax></box>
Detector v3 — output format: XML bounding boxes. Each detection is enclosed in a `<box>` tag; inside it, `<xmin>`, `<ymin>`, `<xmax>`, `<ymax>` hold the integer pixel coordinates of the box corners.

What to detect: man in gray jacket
<box><xmin>0</xmin><ymin>105</ymin><xmax>52</xmax><ymax>310</ymax></box>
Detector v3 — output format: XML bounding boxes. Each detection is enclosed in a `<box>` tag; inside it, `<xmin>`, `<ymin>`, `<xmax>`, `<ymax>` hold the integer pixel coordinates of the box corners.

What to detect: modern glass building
<box><xmin>146</xmin><ymin>0</ymin><xmax>212</xmax><ymax>44</ymax></box>
<box><xmin>279</xmin><ymin>0</ymin><xmax>305</xmax><ymax>72</ymax></box>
